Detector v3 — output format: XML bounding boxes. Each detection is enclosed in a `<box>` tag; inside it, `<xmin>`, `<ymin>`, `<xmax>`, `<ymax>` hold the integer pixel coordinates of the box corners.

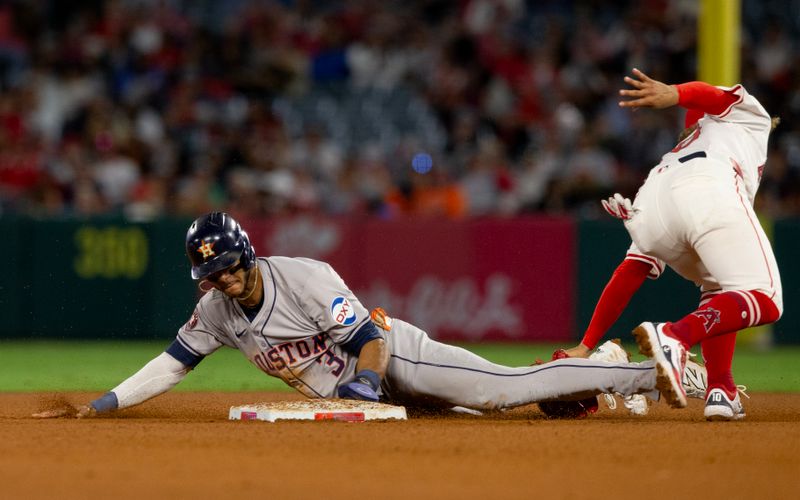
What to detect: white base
<box><xmin>229</xmin><ymin>399</ymin><xmax>407</xmax><ymax>422</ymax></box>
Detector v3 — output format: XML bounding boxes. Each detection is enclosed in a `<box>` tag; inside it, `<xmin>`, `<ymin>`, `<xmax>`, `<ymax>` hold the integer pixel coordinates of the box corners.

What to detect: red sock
<box><xmin>701</xmin><ymin>332</ymin><xmax>737</xmax><ymax>398</ymax></box>
<box><xmin>667</xmin><ymin>290</ymin><xmax>780</xmax><ymax>347</ymax></box>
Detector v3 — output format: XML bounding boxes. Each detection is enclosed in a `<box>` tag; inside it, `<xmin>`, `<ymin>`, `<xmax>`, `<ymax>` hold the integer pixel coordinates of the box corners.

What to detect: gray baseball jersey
<box><xmin>171</xmin><ymin>257</ymin><xmax>368</xmax><ymax>398</ymax></box>
<box><xmin>169</xmin><ymin>256</ymin><xmax>659</xmax><ymax>409</ymax></box>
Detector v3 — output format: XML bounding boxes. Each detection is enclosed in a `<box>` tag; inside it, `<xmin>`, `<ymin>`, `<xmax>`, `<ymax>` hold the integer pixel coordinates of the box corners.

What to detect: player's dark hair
<box><xmin>678</xmin><ymin>124</ymin><xmax>697</xmax><ymax>142</ymax></box>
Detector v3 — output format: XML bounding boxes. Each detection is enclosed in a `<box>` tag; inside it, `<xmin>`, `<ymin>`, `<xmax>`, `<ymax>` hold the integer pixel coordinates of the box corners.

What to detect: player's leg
<box><xmin>695</xmin><ymin>288</ymin><xmax>746</xmax><ymax>420</ymax></box>
<box><xmin>693</xmin><ymin>289</ymin><xmax>736</xmax><ymax>396</ymax></box>
<box><xmin>701</xmin><ymin>332</ymin><xmax>736</xmax><ymax>387</ymax></box>
<box><xmin>662</xmin><ymin>172</ymin><xmax>782</xmax><ymax>349</ymax></box>
<box><xmin>382</xmin><ymin>320</ymin><xmax>658</xmax><ymax>410</ymax></box>
<box><xmin>631</xmin><ymin>171</ymin><xmax>782</xmax><ymax>409</ymax></box>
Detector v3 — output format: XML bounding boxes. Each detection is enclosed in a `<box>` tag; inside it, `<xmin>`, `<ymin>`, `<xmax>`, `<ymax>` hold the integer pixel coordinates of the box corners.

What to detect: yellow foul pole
<box><xmin>700</xmin><ymin>0</ymin><xmax>773</xmax><ymax>348</ymax></box>
<box><xmin>698</xmin><ymin>0</ymin><xmax>741</xmax><ymax>86</ymax></box>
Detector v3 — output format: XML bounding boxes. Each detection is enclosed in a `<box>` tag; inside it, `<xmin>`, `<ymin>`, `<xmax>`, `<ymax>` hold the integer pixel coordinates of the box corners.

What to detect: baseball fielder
<box><xmin>563</xmin><ymin>69</ymin><xmax>782</xmax><ymax>421</ymax></box>
<box><xmin>36</xmin><ymin>212</ymin><xmax>669</xmax><ymax>418</ymax></box>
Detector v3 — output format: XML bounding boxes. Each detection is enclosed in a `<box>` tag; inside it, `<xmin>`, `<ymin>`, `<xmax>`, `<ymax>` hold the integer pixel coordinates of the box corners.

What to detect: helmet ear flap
<box><xmin>238</xmin><ymin>228</ymin><xmax>256</xmax><ymax>269</ymax></box>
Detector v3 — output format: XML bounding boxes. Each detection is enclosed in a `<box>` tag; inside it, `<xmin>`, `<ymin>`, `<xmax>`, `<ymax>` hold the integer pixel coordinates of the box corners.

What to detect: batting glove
<box><xmin>337</xmin><ymin>370</ymin><xmax>381</xmax><ymax>402</ymax></box>
<box><xmin>601</xmin><ymin>193</ymin><xmax>635</xmax><ymax>220</ymax></box>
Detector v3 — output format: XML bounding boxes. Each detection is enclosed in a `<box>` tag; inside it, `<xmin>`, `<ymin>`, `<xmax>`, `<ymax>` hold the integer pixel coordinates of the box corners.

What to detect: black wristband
<box><xmin>354</xmin><ymin>370</ymin><xmax>381</xmax><ymax>391</ymax></box>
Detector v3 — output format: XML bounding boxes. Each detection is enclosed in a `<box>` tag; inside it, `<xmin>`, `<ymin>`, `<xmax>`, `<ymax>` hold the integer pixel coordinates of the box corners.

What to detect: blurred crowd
<box><xmin>1</xmin><ymin>0</ymin><xmax>800</xmax><ymax>220</ymax></box>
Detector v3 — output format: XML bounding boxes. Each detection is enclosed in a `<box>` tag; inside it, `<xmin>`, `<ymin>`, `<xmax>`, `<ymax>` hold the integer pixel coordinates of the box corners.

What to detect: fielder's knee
<box><xmin>746</xmin><ymin>289</ymin><xmax>782</xmax><ymax>325</ymax></box>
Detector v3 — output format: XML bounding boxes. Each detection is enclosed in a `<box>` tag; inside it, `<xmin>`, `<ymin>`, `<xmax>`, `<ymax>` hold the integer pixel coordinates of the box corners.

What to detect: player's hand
<box><xmin>619</xmin><ymin>68</ymin><xmax>679</xmax><ymax>110</ymax></box>
<box><xmin>337</xmin><ymin>370</ymin><xmax>380</xmax><ymax>402</ymax></box>
<box><xmin>75</xmin><ymin>404</ymin><xmax>98</xmax><ymax>418</ymax></box>
<box><xmin>562</xmin><ymin>343</ymin><xmax>591</xmax><ymax>359</ymax></box>
<box><xmin>338</xmin><ymin>381</ymin><xmax>379</xmax><ymax>402</ymax></box>
<box><xmin>533</xmin><ymin>347</ymin><xmax>573</xmax><ymax>365</ymax></box>
<box><xmin>601</xmin><ymin>193</ymin><xmax>635</xmax><ymax>220</ymax></box>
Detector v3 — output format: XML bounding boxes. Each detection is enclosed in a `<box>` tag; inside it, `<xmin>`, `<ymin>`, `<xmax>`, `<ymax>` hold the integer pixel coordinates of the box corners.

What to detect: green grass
<box><xmin>0</xmin><ymin>341</ymin><xmax>287</xmax><ymax>392</ymax></box>
<box><xmin>2</xmin><ymin>341</ymin><xmax>799</xmax><ymax>392</ymax></box>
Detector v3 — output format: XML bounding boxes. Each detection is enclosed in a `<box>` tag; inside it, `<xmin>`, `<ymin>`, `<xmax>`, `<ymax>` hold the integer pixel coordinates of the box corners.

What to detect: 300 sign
<box><xmin>73</xmin><ymin>226</ymin><xmax>149</xmax><ymax>279</ymax></box>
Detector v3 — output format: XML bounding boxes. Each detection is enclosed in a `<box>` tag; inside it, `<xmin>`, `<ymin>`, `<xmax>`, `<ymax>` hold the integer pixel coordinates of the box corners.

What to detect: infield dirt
<box><xmin>1</xmin><ymin>392</ymin><xmax>798</xmax><ymax>500</ymax></box>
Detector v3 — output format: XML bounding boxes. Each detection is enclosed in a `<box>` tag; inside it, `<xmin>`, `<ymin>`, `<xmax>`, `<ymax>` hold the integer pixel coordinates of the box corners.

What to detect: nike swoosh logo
<box><xmin>235</xmin><ymin>329</ymin><xmax>247</xmax><ymax>338</ymax></box>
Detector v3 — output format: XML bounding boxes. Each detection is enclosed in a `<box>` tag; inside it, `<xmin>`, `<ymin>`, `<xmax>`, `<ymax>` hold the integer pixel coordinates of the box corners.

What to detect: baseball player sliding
<box><xmin>36</xmin><ymin>212</ymin><xmax>678</xmax><ymax>419</ymax></box>
<box><xmin>563</xmin><ymin>69</ymin><xmax>782</xmax><ymax>421</ymax></box>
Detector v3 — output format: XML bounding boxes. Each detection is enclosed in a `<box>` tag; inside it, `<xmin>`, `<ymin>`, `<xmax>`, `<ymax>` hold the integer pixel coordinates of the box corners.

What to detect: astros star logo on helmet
<box><xmin>197</xmin><ymin>241</ymin><xmax>216</xmax><ymax>259</ymax></box>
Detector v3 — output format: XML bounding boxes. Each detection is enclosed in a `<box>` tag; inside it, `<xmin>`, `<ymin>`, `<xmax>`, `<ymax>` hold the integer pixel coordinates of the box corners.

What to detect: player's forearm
<box><xmin>580</xmin><ymin>259</ymin><xmax>651</xmax><ymax>349</ymax></box>
<box><xmin>355</xmin><ymin>338</ymin><xmax>389</xmax><ymax>379</ymax></box>
<box><xmin>676</xmin><ymin>81</ymin><xmax>739</xmax><ymax>116</ymax></box>
<box><xmin>91</xmin><ymin>352</ymin><xmax>191</xmax><ymax>412</ymax></box>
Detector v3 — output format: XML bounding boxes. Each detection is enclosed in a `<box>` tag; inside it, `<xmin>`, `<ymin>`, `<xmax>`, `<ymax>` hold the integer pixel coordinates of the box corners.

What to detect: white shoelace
<box><xmin>737</xmin><ymin>385</ymin><xmax>750</xmax><ymax>399</ymax></box>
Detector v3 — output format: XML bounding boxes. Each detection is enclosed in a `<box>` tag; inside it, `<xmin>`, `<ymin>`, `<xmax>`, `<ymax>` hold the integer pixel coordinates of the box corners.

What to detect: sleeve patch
<box><xmin>330</xmin><ymin>296</ymin><xmax>357</xmax><ymax>326</ymax></box>
<box><xmin>184</xmin><ymin>310</ymin><xmax>199</xmax><ymax>330</ymax></box>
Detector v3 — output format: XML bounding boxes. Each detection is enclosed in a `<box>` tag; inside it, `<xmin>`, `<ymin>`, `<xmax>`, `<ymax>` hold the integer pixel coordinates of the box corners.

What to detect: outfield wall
<box><xmin>2</xmin><ymin>216</ymin><xmax>797</xmax><ymax>343</ymax></box>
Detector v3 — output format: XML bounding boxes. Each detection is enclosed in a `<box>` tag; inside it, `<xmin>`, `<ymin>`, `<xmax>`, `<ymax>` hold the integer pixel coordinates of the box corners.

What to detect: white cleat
<box><xmin>704</xmin><ymin>388</ymin><xmax>747</xmax><ymax>421</ymax></box>
<box><xmin>590</xmin><ymin>339</ymin><xmax>650</xmax><ymax>415</ymax></box>
<box><xmin>632</xmin><ymin>322</ymin><xmax>687</xmax><ymax>408</ymax></box>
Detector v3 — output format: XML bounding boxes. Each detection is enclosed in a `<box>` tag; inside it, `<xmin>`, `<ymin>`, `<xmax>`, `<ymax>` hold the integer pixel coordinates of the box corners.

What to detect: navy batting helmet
<box><xmin>186</xmin><ymin>212</ymin><xmax>256</xmax><ymax>280</ymax></box>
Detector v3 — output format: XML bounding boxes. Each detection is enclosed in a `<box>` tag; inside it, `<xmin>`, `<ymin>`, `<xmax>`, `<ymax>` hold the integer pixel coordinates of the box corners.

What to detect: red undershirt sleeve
<box><xmin>676</xmin><ymin>81</ymin><xmax>740</xmax><ymax>128</ymax></box>
<box><xmin>580</xmin><ymin>259</ymin><xmax>652</xmax><ymax>349</ymax></box>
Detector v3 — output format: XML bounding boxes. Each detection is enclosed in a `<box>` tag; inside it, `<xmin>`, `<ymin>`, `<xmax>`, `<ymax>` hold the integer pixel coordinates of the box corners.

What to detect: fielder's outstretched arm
<box><xmin>563</xmin><ymin>259</ymin><xmax>651</xmax><ymax>357</ymax></box>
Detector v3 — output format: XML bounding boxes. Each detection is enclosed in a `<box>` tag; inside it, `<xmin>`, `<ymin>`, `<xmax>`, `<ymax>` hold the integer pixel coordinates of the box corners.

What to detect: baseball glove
<box><xmin>535</xmin><ymin>349</ymin><xmax>599</xmax><ymax>419</ymax></box>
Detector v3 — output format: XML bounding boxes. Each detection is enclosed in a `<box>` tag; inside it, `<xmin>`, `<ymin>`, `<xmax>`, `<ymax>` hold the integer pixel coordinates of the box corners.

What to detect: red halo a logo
<box><xmin>693</xmin><ymin>308</ymin><xmax>721</xmax><ymax>333</ymax></box>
